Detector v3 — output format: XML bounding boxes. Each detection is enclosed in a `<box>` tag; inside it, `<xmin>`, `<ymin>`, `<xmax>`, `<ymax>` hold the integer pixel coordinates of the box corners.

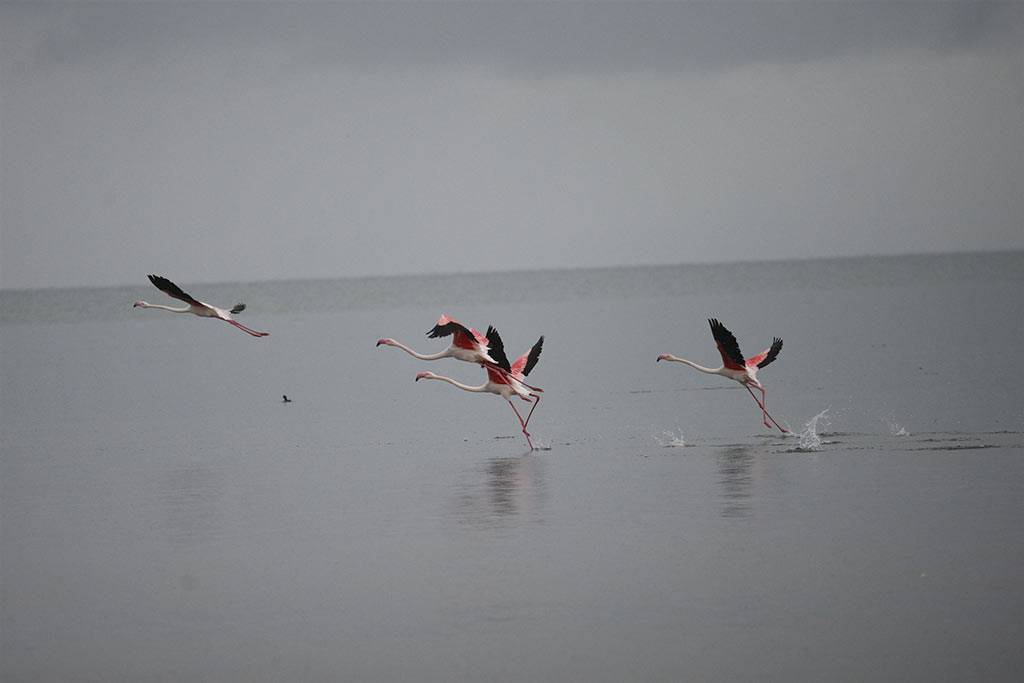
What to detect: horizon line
<box><xmin>2</xmin><ymin>247</ymin><xmax>1021</xmax><ymax>294</ymax></box>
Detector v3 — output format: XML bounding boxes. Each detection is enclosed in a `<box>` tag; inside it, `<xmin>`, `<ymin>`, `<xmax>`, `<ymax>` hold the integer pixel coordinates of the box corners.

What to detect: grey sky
<box><xmin>2</xmin><ymin>1</ymin><xmax>1023</xmax><ymax>289</ymax></box>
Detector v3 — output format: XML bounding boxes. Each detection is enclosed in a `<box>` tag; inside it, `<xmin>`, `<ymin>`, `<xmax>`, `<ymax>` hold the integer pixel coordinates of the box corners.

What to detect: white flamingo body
<box><xmin>658</xmin><ymin>318</ymin><xmax>786</xmax><ymax>433</ymax></box>
<box><xmin>133</xmin><ymin>275</ymin><xmax>268</xmax><ymax>337</ymax></box>
<box><xmin>415</xmin><ymin>331</ymin><xmax>544</xmax><ymax>450</ymax></box>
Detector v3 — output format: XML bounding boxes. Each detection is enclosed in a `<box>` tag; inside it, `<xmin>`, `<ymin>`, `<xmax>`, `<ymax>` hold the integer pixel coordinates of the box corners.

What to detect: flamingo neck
<box><xmin>139</xmin><ymin>303</ymin><xmax>190</xmax><ymax>313</ymax></box>
<box><xmin>389</xmin><ymin>340</ymin><xmax>451</xmax><ymax>361</ymax></box>
<box><xmin>423</xmin><ymin>374</ymin><xmax>488</xmax><ymax>393</ymax></box>
<box><xmin>665</xmin><ymin>356</ymin><xmax>722</xmax><ymax>375</ymax></box>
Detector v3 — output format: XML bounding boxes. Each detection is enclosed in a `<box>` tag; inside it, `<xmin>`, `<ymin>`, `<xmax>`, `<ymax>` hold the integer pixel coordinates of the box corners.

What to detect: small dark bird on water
<box><xmin>282</xmin><ymin>395</ymin><xmax>292</xmax><ymax>403</ymax></box>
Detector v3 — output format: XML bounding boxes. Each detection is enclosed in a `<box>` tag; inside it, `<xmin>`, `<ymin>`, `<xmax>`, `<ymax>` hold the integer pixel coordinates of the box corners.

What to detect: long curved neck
<box><xmin>389</xmin><ymin>340</ymin><xmax>450</xmax><ymax>361</ymax></box>
<box><xmin>424</xmin><ymin>375</ymin><xmax>488</xmax><ymax>393</ymax></box>
<box><xmin>664</xmin><ymin>356</ymin><xmax>721</xmax><ymax>375</ymax></box>
<box><xmin>140</xmin><ymin>303</ymin><xmax>190</xmax><ymax>313</ymax></box>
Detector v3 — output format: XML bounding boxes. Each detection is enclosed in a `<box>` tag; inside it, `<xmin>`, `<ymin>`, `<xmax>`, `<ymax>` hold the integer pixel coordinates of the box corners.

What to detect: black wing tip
<box><xmin>757</xmin><ymin>337</ymin><xmax>784</xmax><ymax>369</ymax></box>
<box><xmin>485</xmin><ymin>325</ymin><xmax>503</xmax><ymax>350</ymax></box>
<box><xmin>230</xmin><ymin>303</ymin><xmax>246</xmax><ymax>315</ymax></box>
<box><xmin>485</xmin><ymin>326</ymin><xmax>512</xmax><ymax>371</ymax></box>
<box><xmin>707</xmin><ymin>318</ymin><xmax>731</xmax><ymax>340</ymax></box>
<box><xmin>426</xmin><ymin>321</ymin><xmax>468</xmax><ymax>338</ymax></box>
<box><xmin>523</xmin><ymin>335</ymin><xmax>544</xmax><ymax>376</ymax></box>
<box><xmin>147</xmin><ymin>274</ymin><xmax>174</xmax><ymax>291</ymax></box>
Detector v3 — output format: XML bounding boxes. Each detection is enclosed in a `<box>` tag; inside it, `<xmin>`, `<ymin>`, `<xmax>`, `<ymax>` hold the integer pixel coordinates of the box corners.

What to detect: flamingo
<box><xmin>376</xmin><ymin>314</ymin><xmax>539</xmax><ymax>389</ymax></box>
<box><xmin>377</xmin><ymin>315</ymin><xmax>497</xmax><ymax>364</ymax></box>
<box><xmin>415</xmin><ymin>330</ymin><xmax>544</xmax><ymax>450</ymax></box>
<box><xmin>657</xmin><ymin>318</ymin><xmax>787</xmax><ymax>433</ymax></box>
<box><xmin>133</xmin><ymin>274</ymin><xmax>269</xmax><ymax>337</ymax></box>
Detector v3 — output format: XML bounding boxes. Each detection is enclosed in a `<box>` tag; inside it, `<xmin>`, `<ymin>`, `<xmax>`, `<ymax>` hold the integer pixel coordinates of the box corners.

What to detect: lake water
<box><xmin>2</xmin><ymin>252</ymin><xmax>1022</xmax><ymax>681</ymax></box>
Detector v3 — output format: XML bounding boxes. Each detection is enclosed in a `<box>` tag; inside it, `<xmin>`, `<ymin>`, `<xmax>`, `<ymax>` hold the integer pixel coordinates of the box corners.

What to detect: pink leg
<box><xmin>744</xmin><ymin>385</ymin><xmax>772</xmax><ymax>429</ymax></box>
<box><xmin>522</xmin><ymin>394</ymin><xmax>541</xmax><ymax>430</ymax></box>
<box><xmin>744</xmin><ymin>385</ymin><xmax>788</xmax><ymax>434</ymax></box>
<box><xmin>758</xmin><ymin>387</ymin><xmax>789</xmax><ymax>433</ymax></box>
<box><xmin>227</xmin><ymin>320</ymin><xmax>269</xmax><ymax>337</ymax></box>
<box><xmin>507</xmin><ymin>400</ymin><xmax>535</xmax><ymax>450</ymax></box>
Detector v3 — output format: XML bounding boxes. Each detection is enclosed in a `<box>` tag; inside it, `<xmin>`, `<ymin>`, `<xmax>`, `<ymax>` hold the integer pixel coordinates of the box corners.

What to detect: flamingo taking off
<box><xmin>415</xmin><ymin>329</ymin><xmax>545</xmax><ymax>450</ymax></box>
<box><xmin>377</xmin><ymin>314</ymin><xmax>499</xmax><ymax>365</ymax></box>
<box><xmin>376</xmin><ymin>314</ymin><xmax>538</xmax><ymax>389</ymax></box>
<box><xmin>133</xmin><ymin>275</ymin><xmax>269</xmax><ymax>337</ymax></box>
<box><xmin>657</xmin><ymin>318</ymin><xmax>787</xmax><ymax>433</ymax></box>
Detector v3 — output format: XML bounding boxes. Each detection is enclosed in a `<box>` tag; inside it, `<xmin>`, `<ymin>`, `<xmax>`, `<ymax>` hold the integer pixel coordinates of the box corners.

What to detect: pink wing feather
<box><xmin>746</xmin><ymin>338</ymin><xmax>783</xmax><ymax>369</ymax></box>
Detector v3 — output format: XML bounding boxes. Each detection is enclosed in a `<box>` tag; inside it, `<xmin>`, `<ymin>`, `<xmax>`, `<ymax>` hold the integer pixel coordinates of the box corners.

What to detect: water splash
<box><xmin>882</xmin><ymin>412</ymin><xmax>910</xmax><ymax>436</ymax></box>
<box><xmin>655</xmin><ymin>429</ymin><xmax>687</xmax><ymax>448</ymax></box>
<box><xmin>788</xmin><ymin>408</ymin><xmax>831</xmax><ymax>452</ymax></box>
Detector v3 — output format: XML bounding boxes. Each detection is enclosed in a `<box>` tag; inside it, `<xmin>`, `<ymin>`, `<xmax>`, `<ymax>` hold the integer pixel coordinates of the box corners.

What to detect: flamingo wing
<box><xmin>512</xmin><ymin>336</ymin><xmax>544</xmax><ymax>377</ymax></box>
<box><xmin>484</xmin><ymin>326</ymin><xmax>512</xmax><ymax>372</ymax></box>
<box><xmin>485</xmin><ymin>365</ymin><xmax>510</xmax><ymax>385</ymax></box>
<box><xmin>748</xmin><ymin>337</ymin><xmax>783</xmax><ymax>369</ymax></box>
<box><xmin>708</xmin><ymin>318</ymin><xmax>746</xmax><ymax>371</ymax></box>
<box><xmin>426</xmin><ymin>315</ymin><xmax>480</xmax><ymax>349</ymax></box>
<box><xmin>148</xmin><ymin>275</ymin><xmax>202</xmax><ymax>307</ymax></box>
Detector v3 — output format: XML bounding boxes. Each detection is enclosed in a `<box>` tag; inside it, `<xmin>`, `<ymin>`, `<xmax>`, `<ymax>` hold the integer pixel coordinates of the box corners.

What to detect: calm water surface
<box><xmin>2</xmin><ymin>253</ymin><xmax>1023</xmax><ymax>681</ymax></box>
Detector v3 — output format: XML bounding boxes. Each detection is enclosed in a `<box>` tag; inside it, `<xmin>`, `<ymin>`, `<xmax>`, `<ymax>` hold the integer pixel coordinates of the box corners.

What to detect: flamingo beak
<box><xmin>415</xmin><ymin>372</ymin><xmax>429</xmax><ymax>382</ymax></box>
<box><xmin>656</xmin><ymin>354</ymin><xmax>666</xmax><ymax>362</ymax></box>
<box><xmin>376</xmin><ymin>338</ymin><xmax>387</xmax><ymax>347</ymax></box>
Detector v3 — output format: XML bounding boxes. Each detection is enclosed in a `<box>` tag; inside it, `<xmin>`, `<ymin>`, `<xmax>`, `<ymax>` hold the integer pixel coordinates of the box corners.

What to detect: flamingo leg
<box><xmin>227</xmin><ymin>319</ymin><xmax>269</xmax><ymax>337</ymax></box>
<box><xmin>507</xmin><ymin>400</ymin><xmax>535</xmax><ymax>450</ymax></box>
<box><xmin>744</xmin><ymin>385</ymin><xmax>788</xmax><ymax>434</ymax></box>
<box><xmin>522</xmin><ymin>394</ymin><xmax>541</xmax><ymax>430</ymax></box>
<box><xmin>744</xmin><ymin>385</ymin><xmax>772</xmax><ymax>429</ymax></box>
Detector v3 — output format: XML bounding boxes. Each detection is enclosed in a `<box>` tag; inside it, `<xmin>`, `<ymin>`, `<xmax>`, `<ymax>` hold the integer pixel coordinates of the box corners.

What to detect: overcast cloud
<box><xmin>2</xmin><ymin>1</ymin><xmax>1023</xmax><ymax>289</ymax></box>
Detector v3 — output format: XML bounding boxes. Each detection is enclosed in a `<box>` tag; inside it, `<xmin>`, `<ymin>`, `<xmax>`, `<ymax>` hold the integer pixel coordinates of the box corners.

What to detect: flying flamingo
<box><xmin>657</xmin><ymin>318</ymin><xmax>787</xmax><ymax>433</ymax></box>
<box><xmin>415</xmin><ymin>330</ymin><xmax>544</xmax><ymax>450</ymax></box>
<box><xmin>376</xmin><ymin>314</ymin><xmax>539</xmax><ymax>389</ymax></box>
<box><xmin>133</xmin><ymin>274</ymin><xmax>269</xmax><ymax>337</ymax></box>
<box><xmin>377</xmin><ymin>315</ymin><xmax>498</xmax><ymax>364</ymax></box>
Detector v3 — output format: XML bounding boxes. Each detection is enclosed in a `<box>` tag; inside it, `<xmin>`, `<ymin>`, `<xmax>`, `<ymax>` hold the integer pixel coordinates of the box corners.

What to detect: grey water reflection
<box><xmin>453</xmin><ymin>454</ymin><xmax>546</xmax><ymax>527</ymax></box>
<box><xmin>717</xmin><ymin>445</ymin><xmax>754</xmax><ymax>519</ymax></box>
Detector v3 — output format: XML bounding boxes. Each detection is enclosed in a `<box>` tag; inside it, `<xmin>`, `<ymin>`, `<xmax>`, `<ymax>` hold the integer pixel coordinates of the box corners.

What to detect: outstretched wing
<box><xmin>708</xmin><ymin>318</ymin><xmax>746</xmax><ymax>370</ymax></box>
<box><xmin>748</xmin><ymin>338</ymin><xmax>783</xmax><ymax>369</ymax></box>
<box><xmin>230</xmin><ymin>303</ymin><xmax>246</xmax><ymax>315</ymax></box>
<box><xmin>485</xmin><ymin>326</ymin><xmax>512</xmax><ymax>372</ymax></box>
<box><xmin>148</xmin><ymin>275</ymin><xmax>201</xmax><ymax>306</ymax></box>
<box><xmin>512</xmin><ymin>336</ymin><xmax>544</xmax><ymax>377</ymax></box>
<box><xmin>426</xmin><ymin>314</ymin><xmax>481</xmax><ymax>348</ymax></box>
